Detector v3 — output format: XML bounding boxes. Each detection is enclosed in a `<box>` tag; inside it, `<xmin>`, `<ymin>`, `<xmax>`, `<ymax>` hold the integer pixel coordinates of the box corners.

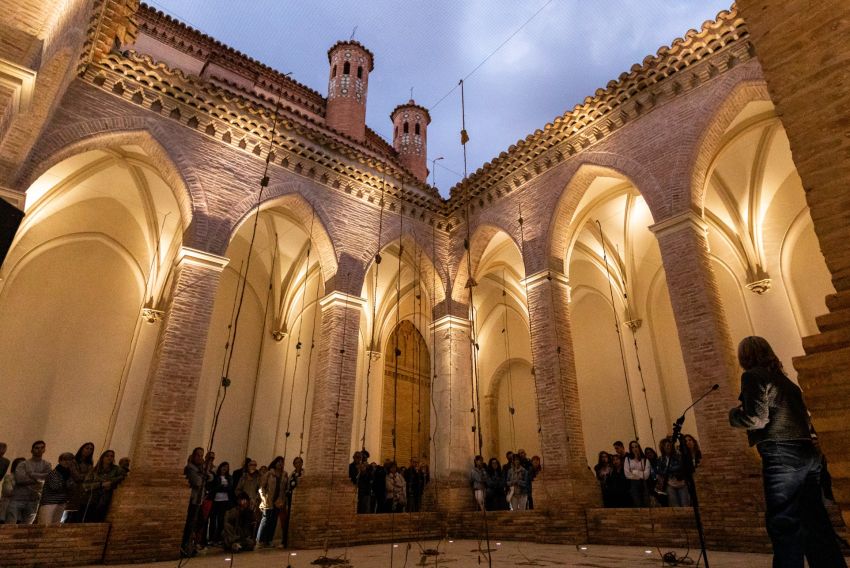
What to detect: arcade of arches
<box><xmin>1</xmin><ymin>1</ymin><xmax>849</xmax><ymax>564</ymax></box>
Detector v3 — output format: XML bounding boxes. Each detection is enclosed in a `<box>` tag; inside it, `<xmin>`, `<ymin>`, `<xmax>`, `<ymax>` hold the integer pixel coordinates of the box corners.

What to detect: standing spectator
<box><xmin>281</xmin><ymin>456</ymin><xmax>304</xmax><ymax>548</ymax></box>
<box><xmin>62</xmin><ymin>442</ymin><xmax>95</xmax><ymax>523</ymax></box>
<box><xmin>506</xmin><ymin>454</ymin><xmax>529</xmax><ymax>511</ymax></box>
<box><xmin>470</xmin><ymin>456</ymin><xmax>487</xmax><ymax>511</ymax></box>
<box><xmin>181</xmin><ymin>447</ymin><xmax>208</xmax><ymax>557</ymax></box>
<box><xmin>404</xmin><ymin>457</ymin><xmax>425</xmax><ymax>512</ymax></box>
<box><xmin>613</xmin><ymin>441</ymin><xmax>626</xmax><ymax>461</ymax></box>
<box><xmin>80</xmin><ymin>449</ymin><xmax>125</xmax><ymax>522</ymax></box>
<box><xmin>0</xmin><ymin>443</ymin><xmax>9</xmax><ymax>479</ymax></box>
<box><xmin>348</xmin><ymin>451</ymin><xmax>362</xmax><ymax>485</ymax></box>
<box><xmin>606</xmin><ymin>454</ymin><xmax>630</xmax><ymax>507</ymax></box>
<box><xmin>624</xmin><ymin>441</ymin><xmax>650</xmax><ymax>507</ymax></box>
<box><xmin>485</xmin><ymin>458</ymin><xmax>507</xmax><ymax>511</ymax></box>
<box><xmin>207</xmin><ymin>462</ymin><xmax>234</xmax><ymax>545</ymax></box>
<box><xmin>235</xmin><ymin>459</ymin><xmax>261</xmax><ymax>518</ymax></box>
<box><xmin>372</xmin><ymin>460</ymin><xmax>389</xmax><ymax>513</ymax></box>
<box><xmin>682</xmin><ymin>435</ymin><xmax>702</xmax><ymax>470</ymax></box>
<box><xmin>729</xmin><ymin>335</ymin><xmax>846</xmax><ymax>568</ymax></box>
<box><xmin>7</xmin><ymin>440</ymin><xmax>51</xmax><ymax>524</ymax></box>
<box><xmin>355</xmin><ymin>461</ymin><xmax>373</xmax><ymax>514</ymax></box>
<box><xmin>1</xmin><ymin>457</ymin><xmax>25</xmax><ymax>523</ymax></box>
<box><xmin>222</xmin><ymin>493</ymin><xmax>256</xmax><ymax>552</ymax></box>
<box><xmin>517</xmin><ymin>449</ymin><xmax>531</xmax><ymax>469</ymax></box>
<box><xmin>659</xmin><ymin>438</ymin><xmax>688</xmax><ymax>507</ymax></box>
<box><xmin>257</xmin><ymin>456</ymin><xmax>287</xmax><ymax>548</ymax></box>
<box><xmin>385</xmin><ymin>461</ymin><xmax>406</xmax><ymax>513</ymax></box>
<box><xmin>118</xmin><ymin>457</ymin><xmax>130</xmax><ymax>476</ymax></box>
<box><xmin>232</xmin><ymin>457</ymin><xmax>251</xmax><ymax>490</ymax></box>
<box><xmin>594</xmin><ymin>451</ymin><xmax>614</xmax><ymax>507</ymax></box>
<box><xmin>527</xmin><ymin>455</ymin><xmax>541</xmax><ymax>510</ymax></box>
<box><xmin>644</xmin><ymin>447</ymin><xmax>660</xmax><ymax>503</ymax></box>
<box><xmin>37</xmin><ymin>452</ymin><xmax>75</xmax><ymax>524</ymax></box>
<box><xmin>502</xmin><ymin>451</ymin><xmax>514</xmax><ymax>479</ymax></box>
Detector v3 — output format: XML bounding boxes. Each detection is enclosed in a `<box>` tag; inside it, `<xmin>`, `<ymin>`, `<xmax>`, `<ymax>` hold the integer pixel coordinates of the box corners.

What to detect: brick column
<box><xmin>289</xmin><ymin>290</ymin><xmax>365</xmax><ymax>548</ymax></box>
<box><xmin>430</xmin><ymin>313</ymin><xmax>476</xmax><ymax>513</ymax></box>
<box><xmin>524</xmin><ymin>269</ymin><xmax>599</xmax><ymax>536</ymax></box>
<box><xmin>650</xmin><ymin>212</ymin><xmax>766</xmax><ymax>550</ymax></box>
<box><xmin>103</xmin><ymin>246</ymin><xmax>227</xmax><ymax>563</ymax></box>
<box><xmin>737</xmin><ymin>0</ymin><xmax>850</xmax><ymax>526</ymax></box>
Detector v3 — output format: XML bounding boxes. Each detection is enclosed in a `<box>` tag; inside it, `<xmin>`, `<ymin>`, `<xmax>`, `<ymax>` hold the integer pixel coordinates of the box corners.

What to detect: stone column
<box><xmin>650</xmin><ymin>212</ymin><xmax>765</xmax><ymax>549</ymax></box>
<box><xmin>430</xmin><ymin>313</ymin><xmax>476</xmax><ymax>513</ymax></box>
<box><xmin>737</xmin><ymin>0</ymin><xmax>850</xmax><ymax>526</ymax></box>
<box><xmin>103</xmin><ymin>246</ymin><xmax>228</xmax><ymax>563</ymax></box>
<box><xmin>524</xmin><ymin>269</ymin><xmax>599</xmax><ymax>534</ymax></box>
<box><xmin>289</xmin><ymin>289</ymin><xmax>365</xmax><ymax>548</ymax></box>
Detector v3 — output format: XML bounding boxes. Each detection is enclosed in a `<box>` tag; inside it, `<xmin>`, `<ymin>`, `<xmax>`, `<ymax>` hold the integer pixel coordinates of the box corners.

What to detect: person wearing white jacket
<box><xmin>624</xmin><ymin>441</ymin><xmax>650</xmax><ymax>507</ymax></box>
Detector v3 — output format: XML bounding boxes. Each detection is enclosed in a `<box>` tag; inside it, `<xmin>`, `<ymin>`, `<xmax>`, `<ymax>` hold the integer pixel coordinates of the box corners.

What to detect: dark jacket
<box><xmin>729</xmin><ymin>367</ymin><xmax>811</xmax><ymax>447</ymax></box>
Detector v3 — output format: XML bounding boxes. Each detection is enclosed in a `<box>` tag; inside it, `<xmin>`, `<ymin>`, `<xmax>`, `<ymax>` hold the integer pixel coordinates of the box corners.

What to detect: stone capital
<box><xmin>176</xmin><ymin>246</ymin><xmax>229</xmax><ymax>271</ymax></box>
<box><xmin>522</xmin><ymin>269</ymin><xmax>570</xmax><ymax>293</ymax></box>
<box><xmin>430</xmin><ymin>314</ymin><xmax>471</xmax><ymax>332</ymax></box>
<box><xmin>0</xmin><ymin>186</ymin><xmax>25</xmax><ymax>210</ymax></box>
<box><xmin>319</xmin><ymin>290</ymin><xmax>367</xmax><ymax>312</ymax></box>
<box><xmin>648</xmin><ymin>210</ymin><xmax>708</xmax><ymax>238</ymax></box>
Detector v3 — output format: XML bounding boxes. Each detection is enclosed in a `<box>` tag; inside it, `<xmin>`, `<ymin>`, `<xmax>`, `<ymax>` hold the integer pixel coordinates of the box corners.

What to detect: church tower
<box><xmin>326</xmin><ymin>41</ymin><xmax>374</xmax><ymax>142</ymax></box>
<box><xmin>390</xmin><ymin>100</ymin><xmax>431</xmax><ymax>183</ymax></box>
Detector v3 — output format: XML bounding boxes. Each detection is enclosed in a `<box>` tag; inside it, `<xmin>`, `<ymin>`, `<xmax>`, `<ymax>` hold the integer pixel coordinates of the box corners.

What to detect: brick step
<box><xmin>795</xmin><ymin>344</ymin><xmax>850</xmax><ymax>373</ymax></box>
<box><xmin>802</xmin><ymin>326</ymin><xmax>850</xmax><ymax>354</ymax></box>
<box><xmin>816</xmin><ymin>308</ymin><xmax>850</xmax><ymax>332</ymax></box>
<box><xmin>826</xmin><ymin>290</ymin><xmax>850</xmax><ymax>312</ymax></box>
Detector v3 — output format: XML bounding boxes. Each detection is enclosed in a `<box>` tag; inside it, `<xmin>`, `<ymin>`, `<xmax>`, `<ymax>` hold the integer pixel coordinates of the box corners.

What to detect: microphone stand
<box><xmin>671</xmin><ymin>383</ymin><xmax>718</xmax><ymax>568</ymax></box>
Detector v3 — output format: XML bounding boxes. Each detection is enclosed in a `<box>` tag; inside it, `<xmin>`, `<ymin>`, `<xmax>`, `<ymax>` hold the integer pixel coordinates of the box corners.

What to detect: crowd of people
<box><xmin>180</xmin><ymin>448</ymin><xmax>304</xmax><ymax>556</ymax></box>
<box><xmin>0</xmin><ymin>440</ymin><xmax>129</xmax><ymax>525</ymax></box>
<box><xmin>593</xmin><ymin>436</ymin><xmax>701</xmax><ymax>508</ymax></box>
<box><xmin>349</xmin><ymin>451</ymin><xmax>430</xmax><ymax>514</ymax></box>
<box><xmin>469</xmin><ymin>449</ymin><xmax>542</xmax><ymax>511</ymax></box>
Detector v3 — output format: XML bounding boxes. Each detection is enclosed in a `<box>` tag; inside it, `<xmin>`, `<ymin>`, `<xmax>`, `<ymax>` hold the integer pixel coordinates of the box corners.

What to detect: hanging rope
<box><xmin>280</xmin><ymin>208</ymin><xmax>317</xmax><ymax>466</ymax></box>
<box><xmin>388</xmin><ymin>184</ymin><xmax>405</xmax><ymax>568</ymax></box>
<box><xmin>208</xmin><ymin>96</ymin><xmax>283</xmax><ymax>453</ymax></box>
<box><xmin>244</xmin><ymin>240</ymin><xmax>278</xmax><ymax>456</ymax></box>
<box><xmin>297</xmin><ymin>248</ymin><xmax>325</xmax><ymax>458</ymax></box>
<box><xmin>459</xmin><ymin>78</ymin><xmax>494</xmax><ymax>568</ymax></box>
<box><xmin>361</xmin><ymin>177</ymin><xmax>388</xmax><ymax>453</ymax></box>
<box><xmin>501</xmin><ymin>268</ymin><xmax>519</xmax><ymax>452</ymax></box>
<box><xmin>595</xmin><ymin>219</ymin><xmax>639</xmax><ymax>442</ymax></box>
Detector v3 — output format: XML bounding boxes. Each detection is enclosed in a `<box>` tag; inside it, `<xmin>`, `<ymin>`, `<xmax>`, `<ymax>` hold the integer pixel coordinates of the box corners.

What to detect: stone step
<box><xmin>801</xmin><ymin>326</ymin><xmax>850</xmax><ymax>355</ymax></box>
<box><xmin>816</xmin><ymin>308</ymin><xmax>850</xmax><ymax>332</ymax></box>
<box><xmin>794</xmin><ymin>344</ymin><xmax>850</xmax><ymax>373</ymax></box>
<box><xmin>826</xmin><ymin>290</ymin><xmax>850</xmax><ymax>311</ymax></box>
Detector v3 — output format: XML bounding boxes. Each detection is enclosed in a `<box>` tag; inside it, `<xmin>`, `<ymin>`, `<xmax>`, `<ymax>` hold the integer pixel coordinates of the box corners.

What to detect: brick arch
<box><xmin>364</xmin><ymin>228</ymin><xmax>448</xmax><ymax>307</ymax></box>
<box><xmin>451</xmin><ymin>223</ymin><xmax>524</xmax><ymax>304</ymax></box>
<box><xmin>545</xmin><ymin>152</ymin><xmax>666</xmax><ymax>273</ymax></box>
<box><xmin>18</xmin><ymin>121</ymin><xmax>210</xmax><ymax>248</ymax></box>
<box><xmin>688</xmin><ymin>80</ymin><xmax>772</xmax><ymax>211</ymax></box>
<box><xmin>224</xmin><ymin>184</ymin><xmax>340</xmax><ymax>288</ymax></box>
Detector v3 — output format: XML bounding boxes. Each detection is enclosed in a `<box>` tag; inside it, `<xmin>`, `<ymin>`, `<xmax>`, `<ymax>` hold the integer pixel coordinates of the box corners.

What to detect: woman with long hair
<box><xmin>594</xmin><ymin>451</ymin><xmax>614</xmax><ymax>507</ymax></box>
<box><xmin>729</xmin><ymin>336</ymin><xmax>846</xmax><ymax>567</ymax></box>
<box><xmin>623</xmin><ymin>440</ymin><xmax>649</xmax><ymax>507</ymax></box>
<box><xmin>80</xmin><ymin>450</ymin><xmax>125</xmax><ymax>522</ymax></box>
<box><xmin>61</xmin><ymin>442</ymin><xmax>94</xmax><ymax>523</ymax></box>
<box><xmin>485</xmin><ymin>457</ymin><xmax>507</xmax><ymax>511</ymax></box>
<box><xmin>207</xmin><ymin>461</ymin><xmax>234</xmax><ymax>545</ymax></box>
<box><xmin>256</xmin><ymin>456</ymin><xmax>287</xmax><ymax>548</ymax></box>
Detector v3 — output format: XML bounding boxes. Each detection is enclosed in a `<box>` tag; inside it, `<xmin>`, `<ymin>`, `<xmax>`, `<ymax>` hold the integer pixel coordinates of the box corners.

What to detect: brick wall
<box><xmin>0</xmin><ymin>524</ymin><xmax>110</xmax><ymax>567</ymax></box>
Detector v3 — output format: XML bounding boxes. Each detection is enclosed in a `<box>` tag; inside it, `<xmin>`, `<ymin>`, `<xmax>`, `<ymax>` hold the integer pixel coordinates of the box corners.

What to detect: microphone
<box><xmin>675</xmin><ymin>383</ymin><xmax>720</xmax><ymax>428</ymax></box>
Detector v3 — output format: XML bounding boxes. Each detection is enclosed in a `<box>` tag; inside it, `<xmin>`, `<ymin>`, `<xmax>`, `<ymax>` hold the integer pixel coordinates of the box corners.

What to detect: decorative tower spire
<box><xmin>390</xmin><ymin>99</ymin><xmax>431</xmax><ymax>183</ymax></box>
<box><xmin>325</xmin><ymin>40</ymin><xmax>374</xmax><ymax>142</ymax></box>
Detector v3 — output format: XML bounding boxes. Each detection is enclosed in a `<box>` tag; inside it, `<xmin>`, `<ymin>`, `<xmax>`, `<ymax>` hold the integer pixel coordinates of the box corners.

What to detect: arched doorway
<box><xmin>380</xmin><ymin>320</ymin><xmax>430</xmax><ymax>466</ymax></box>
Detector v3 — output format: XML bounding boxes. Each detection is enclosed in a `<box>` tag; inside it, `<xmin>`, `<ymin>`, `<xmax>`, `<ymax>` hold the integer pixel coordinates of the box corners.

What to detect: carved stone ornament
<box><xmin>141</xmin><ymin>307</ymin><xmax>164</xmax><ymax>324</ymax></box>
<box><xmin>746</xmin><ymin>278</ymin><xmax>772</xmax><ymax>295</ymax></box>
<box><xmin>624</xmin><ymin>319</ymin><xmax>643</xmax><ymax>331</ymax></box>
<box><xmin>271</xmin><ymin>329</ymin><xmax>288</xmax><ymax>342</ymax></box>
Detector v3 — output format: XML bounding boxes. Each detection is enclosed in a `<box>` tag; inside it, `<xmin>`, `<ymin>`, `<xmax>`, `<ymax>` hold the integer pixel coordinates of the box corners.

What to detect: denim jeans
<box><xmin>256</xmin><ymin>507</ymin><xmax>279</xmax><ymax>545</ymax></box>
<box><xmin>758</xmin><ymin>440</ymin><xmax>847</xmax><ymax>568</ymax></box>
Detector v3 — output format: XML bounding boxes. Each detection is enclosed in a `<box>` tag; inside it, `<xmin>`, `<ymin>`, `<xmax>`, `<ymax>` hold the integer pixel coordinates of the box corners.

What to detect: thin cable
<box><xmin>501</xmin><ymin>268</ymin><xmax>518</xmax><ymax>452</ymax></box>
<box><xmin>389</xmin><ymin>186</ymin><xmax>405</xmax><ymax>568</ymax></box>
<box><xmin>361</xmin><ymin>177</ymin><xmax>388</xmax><ymax>452</ymax></box>
<box><xmin>430</xmin><ymin>0</ymin><xmax>556</xmax><ymax>110</ymax></box>
<box><xmin>208</xmin><ymin>95</ymin><xmax>283</xmax><ymax>453</ymax></box>
<box><xmin>596</xmin><ymin>219</ymin><xmax>639</xmax><ymax>442</ymax></box>
<box><xmin>281</xmin><ymin>208</ymin><xmax>317</xmax><ymax>465</ymax></box>
<box><xmin>298</xmin><ymin>242</ymin><xmax>324</xmax><ymax>458</ymax></box>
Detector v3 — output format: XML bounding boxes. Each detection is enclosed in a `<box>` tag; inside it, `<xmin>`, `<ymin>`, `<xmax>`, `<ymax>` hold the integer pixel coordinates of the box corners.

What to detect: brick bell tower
<box><xmin>391</xmin><ymin>99</ymin><xmax>431</xmax><ymax>183</ymax></box>
<box><xmin>326</xmin><ymin>40</ymin><xmax>374</xmax><ymax>142</ymax></box>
